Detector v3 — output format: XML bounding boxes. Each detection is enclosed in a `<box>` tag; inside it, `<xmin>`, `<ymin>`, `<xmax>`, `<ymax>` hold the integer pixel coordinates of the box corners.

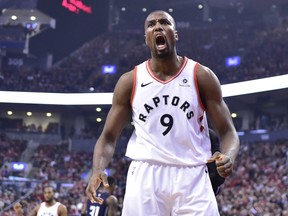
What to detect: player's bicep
<box><xmin>206</xmin><ymin>97</ymin><xmax>234</xmax><ymax>135</ymax></box>
<box><xmin>58</xmin><ymin>204</ymin><xmax>68</xmax><ymax>216</ymax></box>
<box><xmin>207</xmin><ymin>101</ymin><xmax>233</xmax><ymax>138</ymax></box>
<box><xmin>100</xmin><ymin>71</ymin><xmax>133</xmax><ymax>141</ymax></box>
<box><xmin>196</xmin><ymin>65</ymin><xmax>234</xmax><ymax>133</ymax></box>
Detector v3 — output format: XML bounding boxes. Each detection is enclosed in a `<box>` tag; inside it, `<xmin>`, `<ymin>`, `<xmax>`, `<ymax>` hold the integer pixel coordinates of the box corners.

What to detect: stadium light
<box><xmin>0</xmin><ymin>75</ymin><xmax>287</xmax><ymax>105</ymax></box>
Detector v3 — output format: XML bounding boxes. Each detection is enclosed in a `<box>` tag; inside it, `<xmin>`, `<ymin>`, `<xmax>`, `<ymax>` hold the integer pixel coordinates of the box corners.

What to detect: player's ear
<box><xmin>174</xmin><ymin>30</ymin><xmax>178</xmax><ymax>41</ymax></box>
<box><xmin>144</xmin><ymin>34</ymin><xmax>147</xmax><ymax>45</ymax></box>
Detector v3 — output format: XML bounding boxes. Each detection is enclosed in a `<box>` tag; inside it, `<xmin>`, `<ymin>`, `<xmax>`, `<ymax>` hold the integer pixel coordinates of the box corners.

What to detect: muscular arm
<box><xmin>29</xmin><ymin>205</ymin><xmax>40</xmax><ymax>216</ymax></box>
<box><xmin>197</xmin><ymin>64</ymin><xmax>240</xmax><ymax>175</ymax></box>
<box><xmin>106</xmin><ymin>195</ymin><xmax>118</xmax><ymax>216</ymax></box>
<box><xmin>58</xmin><ymin>204</ymin><xmax>68</xmax><ymax>216</ymax></box>
<box><xmin>86</xmin><ymin>70</ymin><xmax>134</xmax><ymax>202</ymax></box>
<box><xmin>92</xmin><ymin>71</ymin><xmax>133</xmax><ymax>172</ymax></box>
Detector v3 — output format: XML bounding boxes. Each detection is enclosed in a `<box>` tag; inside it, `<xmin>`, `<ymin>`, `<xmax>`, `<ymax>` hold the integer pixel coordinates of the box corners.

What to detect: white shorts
<box><xmin>122</xmin><ymin>160</ymin><xmax>219</xmax><ymax>216</ymax></box>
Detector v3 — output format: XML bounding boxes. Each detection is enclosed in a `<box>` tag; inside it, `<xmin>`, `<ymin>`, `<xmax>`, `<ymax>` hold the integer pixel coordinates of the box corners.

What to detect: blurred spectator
<box><xmin>1</xmin><ymin>138</ymin><xmax>287</xmax><ymax>215</ymax></box>
<box><xmin>1</xmin><ymin>23</ymin><xmax>288</xmax><ymax>93</ymax></box>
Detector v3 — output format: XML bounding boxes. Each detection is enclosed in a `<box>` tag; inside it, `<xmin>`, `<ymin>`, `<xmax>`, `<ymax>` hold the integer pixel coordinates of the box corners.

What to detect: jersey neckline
<box><xmin>145</xmin><ymin>56</ymin><xmax>188</xmax><ymax>84</ymax></box>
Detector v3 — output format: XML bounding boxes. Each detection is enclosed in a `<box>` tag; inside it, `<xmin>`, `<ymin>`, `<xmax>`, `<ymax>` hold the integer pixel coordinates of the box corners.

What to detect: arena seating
<box><xmin>1</xmin><ymin>23</ymin><xmax>288</xmax><ymax>93</ymax></box>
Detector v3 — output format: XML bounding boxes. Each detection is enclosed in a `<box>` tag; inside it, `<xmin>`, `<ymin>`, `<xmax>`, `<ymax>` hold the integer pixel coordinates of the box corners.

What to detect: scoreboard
<box><xmin>33</xmin><ymin>0</ymin><xmax>109</xmax><ymax>62</ymax></box>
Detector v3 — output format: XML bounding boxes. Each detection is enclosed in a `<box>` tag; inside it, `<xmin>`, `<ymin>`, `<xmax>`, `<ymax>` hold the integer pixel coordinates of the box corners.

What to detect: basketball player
<box><xmin>86</xmin><ymin>10</ymin><xmax>240</xmax><ymax>215</ymax></box>
<box><xmin>81</xmin><ymin>176</ymin><xmax>118</xmax><ymax>216</ymax></box>
<box><xmin>14</xmin><ymin>185</ymin><xmax>67</xmax><ymax>216</ymax></box>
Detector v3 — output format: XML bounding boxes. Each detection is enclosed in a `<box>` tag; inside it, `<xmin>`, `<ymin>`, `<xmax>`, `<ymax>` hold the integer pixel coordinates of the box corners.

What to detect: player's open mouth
<box><xmin>155</xmin><ymin>35</ymin><xmax>167</xmax><ymax>50</ymax></box>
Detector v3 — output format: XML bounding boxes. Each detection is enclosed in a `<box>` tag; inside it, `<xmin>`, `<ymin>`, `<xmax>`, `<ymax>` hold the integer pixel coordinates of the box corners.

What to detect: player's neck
<box><xmin>149</xmin><ymin>55</ymin><xmax>184</xmax><ymax>80</ymax></box>
<box><xmin>45</xmin><ymin>200</ymin><xmax>56</xmax><ymax>207</ymax></box>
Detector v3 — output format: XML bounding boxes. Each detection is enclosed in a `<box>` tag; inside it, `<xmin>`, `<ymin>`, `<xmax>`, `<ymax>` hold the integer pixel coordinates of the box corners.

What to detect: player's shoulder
<box><xmin>120</xmin><ymin>59</ymin><xmax>149</xmax><ymax>81</ymax></box>
<box><xmin>36</xmin><ymin>203</ymin><xmax>42</xmax><ymax>210</ymax></box>
<box><xmin>115</xmin><ymin>68</ymin><xmax>137</xmax><ymax>97</ymax></box>
<box><xmin>196</xmin><ymin>63</ymin><xmax>214</xmax><ymax>76</ymax></box>
<box><xmin>117</xmin><ymin>69</ymin><xmax>134</xmax><ymax>85</ymax></box>
<box><xmin>195</xmin><ymin>63</ymin><xmax>220</xmax><ymax>87</ymax></box>
<box><xmin>29</xmin><ymin>204</ymin><xmax>41</xmax><ymax>216</ymax></box>
<box><xmin>121</xmin><ymin>69</ymin><xmax>134</xmax><ymax>80</ymax></box>
<box><xmin>58</xmin><ymin>202</ymin><xmax>68</xmax><ymax>214</ymax></box>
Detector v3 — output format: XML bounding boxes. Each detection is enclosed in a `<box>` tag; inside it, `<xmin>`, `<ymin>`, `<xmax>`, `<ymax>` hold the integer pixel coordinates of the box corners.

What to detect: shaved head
<box><xmin>145</xmin><ymin>10</ymin><xmax>176</xmax><ymax>30</ymax></box>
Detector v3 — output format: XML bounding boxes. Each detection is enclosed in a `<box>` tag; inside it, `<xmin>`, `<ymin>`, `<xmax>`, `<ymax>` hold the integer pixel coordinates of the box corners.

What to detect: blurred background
<box><xmin>0</xmin><ymin>0</ymin><xmax>288</xmax><ymax>215</ymax></box>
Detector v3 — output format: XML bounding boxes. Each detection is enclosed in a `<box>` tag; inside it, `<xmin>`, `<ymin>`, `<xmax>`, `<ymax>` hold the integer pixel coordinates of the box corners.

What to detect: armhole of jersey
<box><xmin>193</xmin><ymin>62</ymin><xmax>206</xmax><ymax>111</ymax></box>
<box><xmin>57</xmin><ymin>203</ymin><xmax>62</xmax><ymax>215</ymax></box>
<box><xmin>36</xmin><ymin>204</ymin><xmax>41</xmax><ymax>213</ymax></box>
<box><xmin>130</xmin><ymin>66</ymin><xmax>137</xmax><ymax>106</ymax></box>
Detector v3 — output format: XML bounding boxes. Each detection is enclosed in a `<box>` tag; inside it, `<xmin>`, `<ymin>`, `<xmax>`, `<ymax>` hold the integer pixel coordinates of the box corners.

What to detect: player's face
<box><xmin>144</xmin><ymin>11</ymin><xmax>178</xmax><ymax>58</ymax></box>
<box><xmin>43</xmin><ymin>187</ymin><xmax>54</xmax><ymax>203</ymax></box>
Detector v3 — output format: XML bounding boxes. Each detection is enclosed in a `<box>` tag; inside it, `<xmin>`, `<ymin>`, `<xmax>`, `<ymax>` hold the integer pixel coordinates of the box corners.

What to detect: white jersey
<box><xmin>126</xmin><ymin>57</ymin><xmax>211</xmax><ymax>166</ymax></box>
<box><xmin>37</xmin><ymin>202</ymin><xmax>60</xmax><ymax>216</ymax></box>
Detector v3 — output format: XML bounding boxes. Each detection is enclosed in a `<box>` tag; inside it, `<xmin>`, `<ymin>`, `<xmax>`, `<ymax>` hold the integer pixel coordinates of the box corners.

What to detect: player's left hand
<box><xmin>207</xmin><ymin>151</ymin><xmax>233</xmax><ymax>178</ymax></box>
<box><xmin>13</xmin><ymin>202</ymin><xmax>22</xmax><ymax>214</ymax></box>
